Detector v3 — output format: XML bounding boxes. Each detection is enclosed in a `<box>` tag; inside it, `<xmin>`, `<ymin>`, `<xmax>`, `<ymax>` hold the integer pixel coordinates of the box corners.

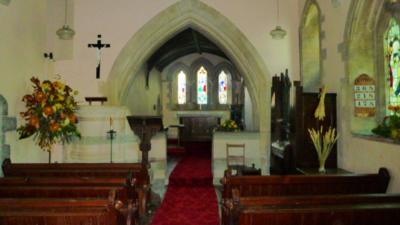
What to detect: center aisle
<box><xmin>151</xmin><ymin>142</ymin><xmax>220</xmax><ymax>225</ymax></box>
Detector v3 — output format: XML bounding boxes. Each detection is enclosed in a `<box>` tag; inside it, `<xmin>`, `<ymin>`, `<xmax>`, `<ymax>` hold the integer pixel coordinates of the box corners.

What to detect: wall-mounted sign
<box><xmin>354</xmin><ymin>74</ymin><xmax>376</xmax><ymax>117</ymax></box>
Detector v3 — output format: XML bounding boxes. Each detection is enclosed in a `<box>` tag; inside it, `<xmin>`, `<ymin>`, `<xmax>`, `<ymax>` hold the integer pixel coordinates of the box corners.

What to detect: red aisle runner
<box><xmin>151</xmin><ymin>144</ymin><xmax>220</xmax><ymax>225</ymax></box>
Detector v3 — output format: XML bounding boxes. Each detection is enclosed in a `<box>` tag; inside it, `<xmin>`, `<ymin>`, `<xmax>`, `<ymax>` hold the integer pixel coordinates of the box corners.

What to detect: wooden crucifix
<box><xmin>88</xmin><ymin>34</ymin><xmax>111</xmax><ymax>79</ymax></box>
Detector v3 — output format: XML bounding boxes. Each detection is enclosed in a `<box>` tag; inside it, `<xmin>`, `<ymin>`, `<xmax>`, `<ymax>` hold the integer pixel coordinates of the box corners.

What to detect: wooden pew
<box><xmin>1</xmin><ymin>159</ymin><xmax>150</xmax><ymax>217</ymax></box>
<box><xmin>0</xmin><ymin>198</ymin><xmax>136</xmax><ymax>225</ymax></box>
<box><xmin>1</xmin><ymin>158</ymin><xmax>148</xmax><ymax>182</ymax></box>
<box><xmin>2</xmin><ymin>168</ymin><xmax>139</xmax><ymax>178</ymax></box>
<box><xmin>221</xmin><ymin>168</ymin><xmax>390</xmax><ymax>225</ymax></box>
<box><xmin>0</xmin><ymin>186</ymin><xmax>129</xmax><ymax>203</ymax></box>
<box><xmin>238</xmin><ymin>203</ymin><xmax>400</xmax><ymax>225</ymax></box>
<box><xmin>0</xmin><ymin>177</ymin><xmax>132</xmax><ymax>187</ymax></box>
<box><xmin>1</xmin><ymin>158</ymin><xmax>143</xmax><ymax>170</ymax></box>
<box><xmin>224</xmin><ymin>191</ymin><xmax>400</xmax><ymax>225</ymax></box>
<box><xmin>221</xmin><ymin>167</ymin><xmax>390</xmax><ymax>199</ymax></box>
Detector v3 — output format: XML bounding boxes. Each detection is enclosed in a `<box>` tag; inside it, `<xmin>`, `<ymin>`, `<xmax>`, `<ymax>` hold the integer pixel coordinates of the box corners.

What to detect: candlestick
<box><xmin>110</xmin><ymin>117</ymin><xmax>113</xmax><ymax>129</ymax></box>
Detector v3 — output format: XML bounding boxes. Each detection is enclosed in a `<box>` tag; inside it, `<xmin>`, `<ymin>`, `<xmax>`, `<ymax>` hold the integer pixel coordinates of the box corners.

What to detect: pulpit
<box><xmin>127</xmin><ymin>116</ymin><xmax>163</xmax><ymax>167</ymax></box>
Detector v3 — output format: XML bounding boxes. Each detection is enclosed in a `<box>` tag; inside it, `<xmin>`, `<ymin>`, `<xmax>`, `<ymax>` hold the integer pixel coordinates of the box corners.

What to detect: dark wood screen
<box><xmin>292</xmin><ymin>81</ymin><xmax>337</xmax><ymax>169</ymax></box>
<box><xmin>179</xmin><ymin>116</ymin><xmax>220</xmax><ymax>142</ymax></box>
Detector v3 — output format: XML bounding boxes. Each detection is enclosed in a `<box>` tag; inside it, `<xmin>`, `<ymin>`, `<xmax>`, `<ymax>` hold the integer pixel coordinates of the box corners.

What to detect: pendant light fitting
<box><xmin>270</xmin><ymin>0</ymin><xmax>287</xmax><ymax>40</ymax></box>
<box><xmin>56</xmin><ymin>0</ymin><xmax>75</xmax><ymax>40</ymax></box>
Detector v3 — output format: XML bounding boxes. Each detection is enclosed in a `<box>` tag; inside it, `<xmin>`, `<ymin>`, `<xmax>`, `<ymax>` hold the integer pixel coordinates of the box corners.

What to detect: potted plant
<box><xmin>17</xmin><ymin>77</ymin><xmax>81</xmax><ymax>162</ymax></box>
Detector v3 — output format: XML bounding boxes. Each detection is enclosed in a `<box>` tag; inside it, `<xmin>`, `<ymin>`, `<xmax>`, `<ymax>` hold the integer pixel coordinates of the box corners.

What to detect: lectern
<box><xmin>126</xmin><ymin>116</ymin><xmax>163</xmax><ymax>167</ymax></box>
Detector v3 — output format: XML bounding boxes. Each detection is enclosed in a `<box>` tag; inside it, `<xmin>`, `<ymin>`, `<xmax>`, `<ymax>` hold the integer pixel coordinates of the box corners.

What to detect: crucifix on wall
<box><xmin>88</xmin><ymin>34</ymin><xmax>111</xmax><ymax>79</ymax></box>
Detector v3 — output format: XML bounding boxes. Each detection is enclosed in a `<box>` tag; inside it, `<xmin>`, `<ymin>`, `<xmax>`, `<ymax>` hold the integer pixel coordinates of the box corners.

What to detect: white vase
<box><xmin>318</xmin><ymin>158</ymin><xmax>326</xmax><ymax>173</ymax></box>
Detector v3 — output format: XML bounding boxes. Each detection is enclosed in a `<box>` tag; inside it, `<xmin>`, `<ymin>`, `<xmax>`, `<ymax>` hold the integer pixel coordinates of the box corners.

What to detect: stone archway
<box><xmin>106</xmin><ymin>0</ymin><xmax>270</xmax><ymax>156</ymax></box>
<box><xmin>343</xmin><ymin>0</ymin><xmax>390</xmax><ymax>133</ymax></box>
<box><xmin>0</xmin><ymin>94</ymin><xmax>16</xmax><ymax>177</ymax></box>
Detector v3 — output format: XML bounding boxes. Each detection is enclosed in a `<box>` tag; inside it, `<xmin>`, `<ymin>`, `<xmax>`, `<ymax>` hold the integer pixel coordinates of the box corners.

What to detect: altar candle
<box><xmin>110</xmin><ymin>117</ymin><xmax>113</xmax><ymax>129</ymax></box>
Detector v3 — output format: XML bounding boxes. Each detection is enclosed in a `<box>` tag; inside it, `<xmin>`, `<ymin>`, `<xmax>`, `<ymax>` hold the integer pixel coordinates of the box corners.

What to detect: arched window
<box><xmin>197</xmin><ymin>66</ymin><xmax>208</xmax><ymax>104</ymax></box>
<box><xmin>385</xmin><ymin>19</ymin><xmax>400</xmax><ymax>112</ymax></box>
<box><xmin>218</xmin><ymin>70</ymin><xmax>228</xmax><ymax>104</ymax></box>
<box><xmin>177</xmin><ymin>71</ymin><xmax>186</xmax><ymax>104</ymax></box>
<box><xmin>300</xmin><ymin>2</ymin><xmax>321</xmax><ymax>92</ymax></box>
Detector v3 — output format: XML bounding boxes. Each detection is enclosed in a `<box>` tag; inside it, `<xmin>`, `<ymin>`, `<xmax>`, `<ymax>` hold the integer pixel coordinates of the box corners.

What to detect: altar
<box><xmin>212</xmin><ymin>131</ymin><xmax>264</xmax><ymax>184</ymax></box>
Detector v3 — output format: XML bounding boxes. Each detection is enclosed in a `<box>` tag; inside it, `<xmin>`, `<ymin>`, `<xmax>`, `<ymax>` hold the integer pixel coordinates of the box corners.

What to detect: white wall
<box><xmin>52</xmin><ymin>0</ymin><xmax>300</xmax><ymax>103</ymax></box>
<box><xmin>0</xmin><ymin>0</ymin><xmax>53</xmax><ymax>162</ymax></box>
<box><xmin>298</xmin><ymin>0</ymin><xmax>400</xmax><ymax>192</ymax></box>
<box><xmin>46</xmin><ymin>0</ymin><xmax>74</xmax><ymax>61</ymax></box>
<box><xmin>124</xmin><ymin>66</ymin><xmax>161</xmax><ymax>116</ymax></box>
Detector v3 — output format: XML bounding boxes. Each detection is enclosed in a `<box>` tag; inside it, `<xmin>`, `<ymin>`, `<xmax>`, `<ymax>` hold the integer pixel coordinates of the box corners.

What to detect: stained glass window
<box><xmin>197</xmin><ymin>66</ymin><xmax>208</xmax><ymax>104</ymax></box>
<box><xmin>177</xmin><ymin>71</ymin><xmax>186</xmax><ymax>104</ymax></box>
<box><xmin>386</xmin><ymin>19</ymin><xmax>400</xmax><ymax>112</ymax></box>
<box><xmin>218</xmin><ymin>70</ymin><xmax>228</xmax><ymax>104</ymax></box>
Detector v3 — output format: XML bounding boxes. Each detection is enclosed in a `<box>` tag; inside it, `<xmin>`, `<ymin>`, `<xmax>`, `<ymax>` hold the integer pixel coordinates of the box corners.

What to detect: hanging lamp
<box><xmin>56</xmin><ymin>0</ymin><xmax>75</xmax><ymax>40</ymax></box>
<box><xmin>270</xmin><ymin>0</ymin><xmax>287</xmax><ymax>40</ymax></box>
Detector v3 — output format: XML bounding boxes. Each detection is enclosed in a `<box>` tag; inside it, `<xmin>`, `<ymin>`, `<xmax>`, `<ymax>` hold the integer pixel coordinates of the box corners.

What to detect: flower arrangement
<box><xmin>217</xmin><ymin>119</ymin><xmax>240</xmax><ymax>132</ymax></box>
<box><xmin>308</xmin><ymin>126</ymin><xmax>339</xmax><ymax>172</ymax></box>
<box><xmin>371</xmin><ymin>105</ymin><xmax>400</xmax><ymax>140</ymax></box>
<box><xmin>17</xmin><ymin>77</ymin><xmax>81</xmax><ymax>152</ymax></box>
<box><xmin>308</xmin><ymin>86</ymin><xmax>339</xmax><ymax>173</ymax></box>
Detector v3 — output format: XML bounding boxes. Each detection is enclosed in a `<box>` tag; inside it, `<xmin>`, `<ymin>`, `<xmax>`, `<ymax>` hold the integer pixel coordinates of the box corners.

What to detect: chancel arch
<box><xmin>299</xmin><ymin>0</ymin><xmax>322</xmax><ymax>92</ymax></box>
<box><xmin>106</xmin><ymin>0</ymin><xmax>270</xmax><ymax>155</ymax></box>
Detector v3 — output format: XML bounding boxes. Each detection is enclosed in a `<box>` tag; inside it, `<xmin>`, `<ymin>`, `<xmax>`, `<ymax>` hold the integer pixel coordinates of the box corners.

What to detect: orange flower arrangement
<box><xmin>388</xmin><ymin>105</ymin><xmax>400</xmax><ymax>113</ymax></box>
<box><xmin>17</xmin><ymin>77</ymin><xmax>81</xmax><ymax>152</ymax></box>
<box><xmin>372</xmin><ymin>105</ymin><xmax>400</xmax><ymax>140</ymax></box>
<box><xmin>217</xmin><ymin>119</ymin><xmax>240</xmax><ymax>132</ymax></box>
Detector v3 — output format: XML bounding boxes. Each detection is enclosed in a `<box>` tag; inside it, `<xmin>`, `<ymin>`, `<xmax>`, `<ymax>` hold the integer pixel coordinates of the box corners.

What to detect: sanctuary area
<box><xmin>0</xmin><ymin>0</ymin><xmax>400</xmax><ymax>224</ymax></box>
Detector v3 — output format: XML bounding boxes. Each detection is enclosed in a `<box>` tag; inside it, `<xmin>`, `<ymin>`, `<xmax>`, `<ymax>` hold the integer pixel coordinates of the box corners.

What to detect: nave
<box><xmin>2</xmin><ymin>145</ymin><xmax>400</xmax><ymax>225</ymax></box>
<box><xmin>151</xmin><ymin>142</ymin><xmax>220</xmax><ymax>225</ymax></box>
<box><xmin>2</xmin><ymin>0</ymin><xmax>400</xmax><ymax>224</ymax></box>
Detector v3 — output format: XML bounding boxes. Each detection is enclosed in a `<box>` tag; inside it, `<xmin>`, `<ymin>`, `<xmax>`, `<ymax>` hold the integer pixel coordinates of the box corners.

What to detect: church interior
<box><xmin>1</xmin><ymin>0</ymin><xmax>400</xmax><ymax>224</ymax></box>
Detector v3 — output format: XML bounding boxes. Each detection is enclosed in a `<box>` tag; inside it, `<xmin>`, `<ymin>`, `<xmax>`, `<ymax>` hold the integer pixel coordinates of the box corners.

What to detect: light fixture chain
<box><xmin>277</xmin><ymin>0</ymin><xmax>280</xmax><ymax>25</ymax></box>
<box><xmin>64</xmin><ymin>0</ymin><xmax>68</xmax><ymax>25</ymax></box>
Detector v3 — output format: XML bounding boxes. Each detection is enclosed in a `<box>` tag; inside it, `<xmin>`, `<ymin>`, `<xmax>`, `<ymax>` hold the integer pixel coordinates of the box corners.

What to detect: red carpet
<box><xmin>167</xmin><ymin>139</ymin><xmax>186</xmax><ymax>156</ymax></box>
<box><xmin>151</xmin><ymin>142</ymin><xmax>220</xmax><ymax>225</ymax></box>
<box><xmin>167</xmin><ymin>146</ymin><xmax>186</xmax><ymax>156</ymax></box>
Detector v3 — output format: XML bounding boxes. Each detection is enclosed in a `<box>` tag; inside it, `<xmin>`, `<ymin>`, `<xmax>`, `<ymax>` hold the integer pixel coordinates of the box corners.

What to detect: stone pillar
<box><xmin>0</xmin><ymin>95</ymin><xmax>16</xmax><ymax>177</ymax></box>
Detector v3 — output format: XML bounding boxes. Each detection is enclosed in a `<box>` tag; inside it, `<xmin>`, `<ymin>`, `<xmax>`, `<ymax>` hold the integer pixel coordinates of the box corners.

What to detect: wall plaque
<box><xmin>354</xmin><ymin>74</ymin><xmax>376</xmax><ymax>117</ymax></box>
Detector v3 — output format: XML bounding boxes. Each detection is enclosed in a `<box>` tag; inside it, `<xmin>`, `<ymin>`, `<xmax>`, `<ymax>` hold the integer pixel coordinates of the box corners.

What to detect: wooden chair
<box><xmin>226</xmin><ymin>144</ymin><xmax>245</xmax><ymax>168</ymax></box>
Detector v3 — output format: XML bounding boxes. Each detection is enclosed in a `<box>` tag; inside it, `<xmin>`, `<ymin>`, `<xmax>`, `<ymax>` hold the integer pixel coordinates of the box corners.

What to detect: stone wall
<box><xmin>0</xmin><ymin>95</ymin><xmax>16</xmax><ymax>176</ymax></box>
